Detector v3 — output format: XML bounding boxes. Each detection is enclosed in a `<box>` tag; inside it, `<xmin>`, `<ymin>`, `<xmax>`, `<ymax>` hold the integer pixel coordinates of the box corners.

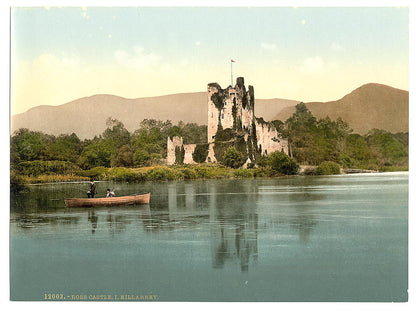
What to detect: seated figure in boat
<box><xmin>87</xmin><ymin>181</ymin><xmax>97</xmax><ymax>198</ymax></box>
<box><xmin>106</xmin><ymin>189</ymin><xmax>116</xmax><ymax>198</ymax></box>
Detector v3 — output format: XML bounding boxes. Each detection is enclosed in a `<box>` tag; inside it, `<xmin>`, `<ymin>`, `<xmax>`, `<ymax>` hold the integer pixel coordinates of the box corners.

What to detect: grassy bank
<box><xmin>18</xmin><ymin>164</ymin><xmax>289</xmax><ymax>184</ymax></box>
<box><xmin>24</xmin><ymin>175</ymin><xmax>90</xmax><ymax>184</ymax></box>
<box><xmin>378</xmin><ymin>166</ymin><xmax>408</xmax><ymax>172</ymax></box>
<box><xmin>16</xmin><ymin>162</ymin><xmax>408</xmax><ymax>185</ymax></box>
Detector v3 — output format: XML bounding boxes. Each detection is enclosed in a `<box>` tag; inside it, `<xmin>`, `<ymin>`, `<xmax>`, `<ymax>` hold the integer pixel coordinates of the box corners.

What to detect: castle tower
<box><xmin>207</xmin><ymin>77</ymin><xmax>255</xmax><ymax>143</ymax></box>
<box><xmin>167</xmin><ymin>77</ymin><xmax>289</xmax><ymax>166</ymax></box>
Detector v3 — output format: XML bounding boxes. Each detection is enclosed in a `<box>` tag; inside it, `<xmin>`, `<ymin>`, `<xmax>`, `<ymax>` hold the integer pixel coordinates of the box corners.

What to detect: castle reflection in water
<box><xmin>165</xmin><ymin>182</ymin><xmax>259</xmax><ymax>272</ymax></box>
<box><xmin>162</xmin><ymin>181</ymin><xmax>317</xmax><ymax>272</ymax></box>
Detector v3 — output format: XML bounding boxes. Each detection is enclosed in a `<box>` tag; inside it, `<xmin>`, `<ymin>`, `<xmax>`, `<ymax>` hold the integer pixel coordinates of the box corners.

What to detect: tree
<box><xmin>111</xmin><ymin>145</ymin><xmax>134</xmax><ymax>167</ymax></box>
<box><xmin>284</xmin><ymin>103</ymin><xmax>319</xmax><ymax>164</ymax></box>
<box><xmin>282</xmin><ymin>103</ymin><xmax>354</xmax><ymax>165</ymax></box>
<box><xmin>268</xmin><ymin>151</ymin><xmax>299</xmax><ymax>175</ymax></box>
<box><xmin>223</xmin><ymin>147</ymin><xmax>245</xmax><ymax>168</ymax></box>
<box><xmin>192</xmin><ymin>144</ymin><xmax>209</xmax><ymax>163</ymax></box>
<box><xmin>286</xmin><ymin>102</ymin><xmax>317</xmax><ymax>132</ymax></box>
<box><xmin>270</xmin><ymin>120</ymin><xmax>285</xmax><ymax>135</ymax></box>
<box><xmin>77</xmin><ymin>139</ymin><xmax>114</xmax><ymax>169</ymax></box>
<box><xmin>133</xmin><ymin>149</ymin><xmax>151</xmax><ymax>167</ymax></box>
<box><xmin>366</xmin><ymin>129</ymin><xmax>407</xmax><ymax>166</ymax></box>
<box><xmin>45</xmin><ymin>133</ymin><xmax>82</xmax><ymax>163</ymax></box>
<box><xmin>103</xmin><ymin>117</ymin><xmax>131</xmax><ymax>149</ymax></box>
<box><xmin>180</xmin><ymin>123</ymin><xmax>207</xmax><ymax>144</ymax></box>
<box><xmin>132</xmin><ymin>119</ymin><xmax>168</xmax><ymax>157</ymax></box>
<box><xmin>10</xmin><ymin>129</ymin><xmax>52</xmax><ymax>164</ymax></box>
<box><xmin>343</xmin><ymin>134</ymin><xmax>374</xmax><ymax>165</ymax></box>
<box><xmin>316</xmin><ymin>161</ymin><xmax>341</xmax><ymax>175</ymax></box>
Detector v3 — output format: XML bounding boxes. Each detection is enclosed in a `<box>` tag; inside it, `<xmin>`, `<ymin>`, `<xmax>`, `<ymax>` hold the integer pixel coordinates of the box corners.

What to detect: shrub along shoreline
<box><xmin>17</xmin><ymin>164</ymin><xmax>291</xmax><ymax>184</ymax></box>
<box><xmin>13</xmin><ymin>161</ymin><xmax>408</xmax><ymax>186</ymax></box>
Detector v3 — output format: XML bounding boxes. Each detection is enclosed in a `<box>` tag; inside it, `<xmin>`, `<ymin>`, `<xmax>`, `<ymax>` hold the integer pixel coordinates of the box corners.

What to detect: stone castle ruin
<box><xmin>167</xmin><ymin>77</ymin><xmax>288</xmax><ymax>167</ymax></box>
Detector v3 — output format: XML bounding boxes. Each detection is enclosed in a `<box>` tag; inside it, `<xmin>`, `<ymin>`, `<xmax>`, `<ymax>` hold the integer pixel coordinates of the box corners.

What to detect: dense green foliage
<box><xmin>46</xmin><ymin>133</ymin><xmax>83</xmax><ymax>162</ymax></box>
<box><xmin>263</xmin><ymin>151</ymin><xmax>299</xmax><ymax>175</ymax></box>
<box><xmin>131</xmin><ymin>119</ymin><xmax>206</xmax><ymax>165</ymax></box>
<box><xmin>11</xmin><ymin>118</ymin><xmax>207</xmax><ymax>170</ymax></box>
<box><xmin>111</xmin><ymin>145</ymin><xmax>134</xmax><ymax>167</ymax></box>
<box><xmin>133</xmin><ymin>149</ymin><xmax>150</xmax><ymax>166</ymax></box>
<box><xmin>316</xmin><ymin>161</ymin><xmax>341</xmax><ymax>175</ymax></box>
<box><xmin>276</xmin><ymin>102</ymin><xmax>408</xmax><ymax>170</ymax></box>
<box><xmin>174</xmin><ymin>146</ymin><xmax>185</xmax><ymax>164</ymax></box>
<box><xmin>79</xmin><ymin>166</ymin><xmax>108</xmax><ymax>179</ymax></box>
<box><xmin>192</xmin><ymin>144</ymin><xmax>209</xmax><ymax>163</ymax></box>
<box><xmin>11</xmin><ymin>129</ymin><xmax>53</xmax><ymax>164</ymax></box>
<box><xmin>14</xmin><ymin>160</ymin><xmax>81</xmax><ymax>176</ymax></box>
<box><xmin>214</xmin><ymin>127</ymin><xmax>235</xmax><ymax>142</ymax></box>
<box><xmin>222</xmin><ymin>147</ymin><xmax>245</xmax><ymax>168</ymax></box>
<box><xmin>209</xmin><ymin>84</ymin><xmax>226</xmax><ymax>111</ymax></box>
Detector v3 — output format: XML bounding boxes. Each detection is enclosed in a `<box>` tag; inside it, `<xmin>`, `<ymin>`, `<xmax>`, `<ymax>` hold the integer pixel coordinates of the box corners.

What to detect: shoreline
<box><xmin>16</xmin><ymin>164</ymin><xmax>408</xmax><ymax>185</ymax></box>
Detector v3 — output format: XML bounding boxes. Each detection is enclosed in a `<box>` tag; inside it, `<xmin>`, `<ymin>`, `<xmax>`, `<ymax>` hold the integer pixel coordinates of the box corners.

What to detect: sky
<box><xmin>10</xmin><ymin>5</ymin><xmax>409</xmax><ymax>115</ymax></box>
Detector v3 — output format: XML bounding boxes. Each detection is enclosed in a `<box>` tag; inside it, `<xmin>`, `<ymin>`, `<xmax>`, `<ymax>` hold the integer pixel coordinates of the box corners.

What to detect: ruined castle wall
<box><xmin>255</xmin><ymin>120</ymin><xmax>289</xmax><ymax>156</ymax></box>
<box><xmin>183</xmin><ymin>144</ymin><xmax>197</xmax><ymax>164</ymax></box>
<box><xmin>221</xmin><ymin>89</ymin><xmax>235</xmax><ymax>130</ymax></box>
<box><xmin>206</xmin><ymin>143</ymin><xmax>217</xmax><ymax>163</ymax></box>
<box><xmin>167</xmin><ymin>136</ymin><xmax>183</xmax><ymax>165</ymax></box>
<box><xmin>242</xmin><ymin>107</ymin><xmax>254</xmax><ymax>133</ymax></box>
<box><xmin>243</xmin><ymin>86</ymin><xmax>255</xmax><ymax>133</ymax></box>
<box><xmin>167</xmin><ymin>137</ymin><xmax>200</xmax><ymax>165</ymax></box>
<box><xmin>207</xmin><ymin>85</ymin><xmax>220</xmax><ymax>143</ymax></box>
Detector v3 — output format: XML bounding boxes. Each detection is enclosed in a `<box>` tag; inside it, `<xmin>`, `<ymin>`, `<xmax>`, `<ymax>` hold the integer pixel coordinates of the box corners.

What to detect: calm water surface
<box><xmin>10</xmin><ymin>173</ymin><xmax>408</xmax><ymax>301</ymax></box>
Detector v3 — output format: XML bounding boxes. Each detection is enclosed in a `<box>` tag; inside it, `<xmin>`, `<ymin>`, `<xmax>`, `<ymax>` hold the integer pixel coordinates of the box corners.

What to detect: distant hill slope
<box><xmin>273</xmin><ymin>83</ymin><xmax>408</xmax><ymax>134</ymax></box>
<box><xmin>11</xmin><ymin>83</ymin><xmax>407</xmax><ymax>139</ymax></box>
<box><xmin>11</xmin><ymin>92</ymin><xmax>299</xmax><ymax>139</ymax></box>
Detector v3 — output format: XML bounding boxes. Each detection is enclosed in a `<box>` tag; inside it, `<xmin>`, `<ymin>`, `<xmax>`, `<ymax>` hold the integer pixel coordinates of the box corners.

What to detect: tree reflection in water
<box><xmin>87</xmin><ymin>209</ymin><xmax>98</xmax><ymax>234</ymax></box>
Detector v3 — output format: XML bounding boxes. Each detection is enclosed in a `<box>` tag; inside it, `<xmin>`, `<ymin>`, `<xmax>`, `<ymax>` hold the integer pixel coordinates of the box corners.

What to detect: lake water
<box><xmin>10</xmin><ymin>172</ymin><xmax>408</xmax><ymax>302</ymax></box>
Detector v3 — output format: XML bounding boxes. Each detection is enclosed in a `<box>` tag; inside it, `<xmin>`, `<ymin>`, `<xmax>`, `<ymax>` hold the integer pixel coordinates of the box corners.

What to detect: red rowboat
<box><xmin>64</xmin><ymin>193</ymin><xmax>150</xmax><ymax>208</ymax></box>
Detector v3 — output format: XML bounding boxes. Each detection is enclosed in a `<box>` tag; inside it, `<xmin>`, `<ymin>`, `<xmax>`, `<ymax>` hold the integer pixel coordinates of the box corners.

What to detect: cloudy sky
<box><xmin>11</xmin><ymin>6</ymin><xmax>409</xmax><ymax>115</ymax></box>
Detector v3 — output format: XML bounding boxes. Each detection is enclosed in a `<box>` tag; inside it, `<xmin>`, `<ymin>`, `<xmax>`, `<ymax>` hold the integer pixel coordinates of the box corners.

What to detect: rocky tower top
<box><xmin>207</xmin><ymin>77</ymin><xmax>255</xmax><ymax>143</ymax></box>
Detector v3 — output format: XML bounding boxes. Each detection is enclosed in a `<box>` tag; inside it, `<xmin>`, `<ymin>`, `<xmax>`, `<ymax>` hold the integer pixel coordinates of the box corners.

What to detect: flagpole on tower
<box><xmin>230</xmin><ymin>60</ymin><xmax>233</xmax><ymax>86</ymax></box>
<box><xmin>230</xmin><ymin>59</ymin><xmax>236</xmax><ymax>86</ymax></box>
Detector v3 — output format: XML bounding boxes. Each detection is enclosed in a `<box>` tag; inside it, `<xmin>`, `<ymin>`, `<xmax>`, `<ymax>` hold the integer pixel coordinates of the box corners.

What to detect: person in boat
<box><xmin>106</xmin><ymin>189</ymin><xmax>115</xmax><ymax>198</ymax></box>
<box><xmin>87</xmin><ymin>180</ymin><xmax>97</xmax><ymax>198</ymax></box>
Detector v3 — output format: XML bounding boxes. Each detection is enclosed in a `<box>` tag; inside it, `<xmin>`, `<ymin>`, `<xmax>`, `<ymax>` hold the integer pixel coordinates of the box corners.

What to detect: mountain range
<box><xmin>11</xmin><ymin>83</ymin><xmax>408</xmax><ymax>139</ymax></box>
<box><xmin>273</xmin><ymin>83</ymin><xmax>408</xmax><ymax>134</ymax></box>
